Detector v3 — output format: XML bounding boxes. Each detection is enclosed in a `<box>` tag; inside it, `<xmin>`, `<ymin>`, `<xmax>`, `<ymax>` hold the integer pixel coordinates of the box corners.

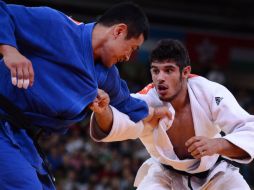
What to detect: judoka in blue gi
<box><xmin>0</xmin><ymin>1</ymin><xmax>151</xmax><ymax>189</ymax></box>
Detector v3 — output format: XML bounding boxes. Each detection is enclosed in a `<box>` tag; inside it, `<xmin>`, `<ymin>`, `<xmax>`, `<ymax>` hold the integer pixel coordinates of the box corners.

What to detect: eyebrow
<box><xmin>151</xmin><ymin>65</ymin><xmax>176</xmax><ymax>69</ymax></box>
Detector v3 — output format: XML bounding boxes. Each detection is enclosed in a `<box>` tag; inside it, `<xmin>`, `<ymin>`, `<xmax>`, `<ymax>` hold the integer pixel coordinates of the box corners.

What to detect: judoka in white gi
<box><xmin>89</xmin><ymin>39</ymin><xmax>254</xmax><ymax>190</ymax></box>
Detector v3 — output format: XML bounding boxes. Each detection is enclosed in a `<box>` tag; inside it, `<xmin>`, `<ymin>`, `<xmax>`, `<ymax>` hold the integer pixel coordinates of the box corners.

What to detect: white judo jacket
<box><xmin>90</xmin><ymin>75</ymin><xmax>254</xmax><ymax>186</ymax></box>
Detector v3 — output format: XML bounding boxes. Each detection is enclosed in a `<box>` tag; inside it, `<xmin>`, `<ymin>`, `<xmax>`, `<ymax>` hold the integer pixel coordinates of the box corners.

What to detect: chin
<box><xmin>159</xmin><ymin>95</ymin><xmax>167</xmax><ymax>101</ymax></box>
<box><xmin>103</xmin><ymin>61</ymin><xmax>114</xmax><ymax>68</ymax></box>
<box><xmin>106</xmin><ymin>64</ymin><xmax>112</xmax><ymax>68</ymax></box>
<box><xmin>159</xmin><ymin>95</ymin><xmax>173</xmax><ymax>102</ymax></box>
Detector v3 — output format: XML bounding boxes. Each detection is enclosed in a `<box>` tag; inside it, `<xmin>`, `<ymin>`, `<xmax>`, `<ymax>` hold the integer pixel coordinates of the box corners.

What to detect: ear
<box><xmin>112</xmin><ymin>23</ymin><xmax>128</xmax><ymax>39</ymax></box>
<box><xmin>182</xmin><ymin>66</ymin><xmax>191</xmax><ymax>78</ymax></box>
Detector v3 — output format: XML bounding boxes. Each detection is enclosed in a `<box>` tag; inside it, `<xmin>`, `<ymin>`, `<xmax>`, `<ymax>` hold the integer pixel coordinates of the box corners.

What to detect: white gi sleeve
<box><xmin>211</xmin><ymin>84</ymin><xmax>254</xmax><ymax>163</ymax></box>
<box><xmin>90</xmin><ymin>106</ymin><xmax>145</xmax><ymax>142</ymax></box>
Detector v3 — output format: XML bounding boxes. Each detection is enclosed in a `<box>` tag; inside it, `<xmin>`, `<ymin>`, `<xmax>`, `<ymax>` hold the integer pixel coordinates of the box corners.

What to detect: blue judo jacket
<box><xmin>0</xmin><ymin>0</ymin><xmax>148</xmax><ymax>181</ymax></box>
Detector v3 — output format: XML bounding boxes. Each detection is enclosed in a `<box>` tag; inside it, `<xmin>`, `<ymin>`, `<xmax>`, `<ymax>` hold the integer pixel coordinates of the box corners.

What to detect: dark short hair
<box><xmin>150</xmin><ymin>39</ymin><xmax>190</xmax><ymax>71</ymax></box>
<box><xmin>97</xmin><ymin>2</ymin><xmax>149</xmax><ymax>40</ymax></box>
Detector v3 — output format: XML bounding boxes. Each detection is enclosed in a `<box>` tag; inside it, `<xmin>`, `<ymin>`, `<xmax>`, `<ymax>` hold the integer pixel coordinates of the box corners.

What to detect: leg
<box><xmin>203</xmin><ymin>162</ymin><xmax>250</xmax><ymax>190</ymax></box>
<box><xmin>137</xmin><ymin>164</ymin><xmax>172</xmax><ymax>190</ymax></box>
<box><xmin>0</xmin><ymin>129</ymin><xmax>42</xmax><ymax>190</ymax></box>
<box><xmin>137</xmin><ymin>162</ymin><xmax>188</xmax><ymax>190</ymax></box>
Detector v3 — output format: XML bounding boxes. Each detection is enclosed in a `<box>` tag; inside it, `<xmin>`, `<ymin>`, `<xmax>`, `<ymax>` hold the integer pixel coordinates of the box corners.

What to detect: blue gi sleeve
<box><xmin>0</xmin><ymin>1</ymin><xmax>17</xmax><ymax>47</ymax></box>
<box><xmin>97</xmin><ymin>65</ymin><xmax>149</xmax><ymax>123</ymax></box>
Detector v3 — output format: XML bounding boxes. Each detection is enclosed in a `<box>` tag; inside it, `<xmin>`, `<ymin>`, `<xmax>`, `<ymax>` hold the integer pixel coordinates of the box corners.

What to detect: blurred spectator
<box><xmin>66</xmin><ymin>127</ymin><xmax>85</xmax><ymax>154</ymax></box>
<box><xmin>206</xmin><ymin>64</ymin><xmax>227</xmax><ymax>85</ymax></box>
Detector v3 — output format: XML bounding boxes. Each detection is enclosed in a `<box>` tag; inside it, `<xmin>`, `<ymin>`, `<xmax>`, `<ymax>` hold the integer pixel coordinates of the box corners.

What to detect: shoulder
<box><xmin>30</xmin><ymin>6</ymin><xmax>83</xmax><ymax>27</ymax></box>
<box><xmin>188</xmin><ymin>74</ymin><xmax>234</xmax><ymax>104</ymax></box>
<box><xmin>188</xmin><ymin>74</ymin><xmax>226</xmax><ymax>92</ymax></box>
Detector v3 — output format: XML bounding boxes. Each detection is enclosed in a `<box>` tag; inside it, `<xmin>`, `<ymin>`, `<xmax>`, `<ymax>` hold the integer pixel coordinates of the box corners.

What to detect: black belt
<box><xmin>0</xmin><ymin>94</ymin><xmax>55</xmax><ymax>183</ymax></box>
<box><xmin>162</xmin><ymin>156</ymin><xmax>237</xmax><ymax>190</ymax></box>
<box><xmin>162</xmin><ymin>164</ymin><xmax>210</xmax><ymax>179</ymax></box>
<box><xmin>162</xmin><ymin>163</ymin><xmax>210</xmax><ymax>190</ymax></box>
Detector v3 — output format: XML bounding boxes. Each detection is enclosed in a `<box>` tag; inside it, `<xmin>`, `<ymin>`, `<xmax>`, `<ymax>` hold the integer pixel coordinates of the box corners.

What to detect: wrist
<box><xmin>95</xmin><ymin>105</ymin><xmax>111</xmax><ymax>115</ymax></box>
<box><xmin>0</xmin><ymin>45</ymin><xmax>17</xmax><ymax>56</ymax></box>
<box><xmin>214</xmin><ymin>138</ymin><xmax>227</xmax><ymax>155</ymax></box>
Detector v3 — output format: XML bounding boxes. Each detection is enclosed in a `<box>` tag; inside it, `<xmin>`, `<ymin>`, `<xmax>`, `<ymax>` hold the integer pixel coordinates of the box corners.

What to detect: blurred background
<box><xmin>5</xmin><ymin>0</ymin><xmax>254</xmax><ymax>189</ymax></box>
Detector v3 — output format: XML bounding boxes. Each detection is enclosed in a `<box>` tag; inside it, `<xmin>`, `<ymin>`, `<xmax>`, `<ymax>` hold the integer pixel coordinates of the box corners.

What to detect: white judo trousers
<box><xmin>136</xmin><ymin>158</ymin><xmax>250</xmax><ymax>190</ymax></box>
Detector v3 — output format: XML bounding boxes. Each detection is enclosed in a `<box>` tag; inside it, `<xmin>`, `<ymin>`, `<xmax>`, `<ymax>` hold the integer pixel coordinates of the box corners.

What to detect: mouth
<box><xmin>157</xmin><ymin>84</ymin><xmax>168</xmax><ymax>95</ymax></box>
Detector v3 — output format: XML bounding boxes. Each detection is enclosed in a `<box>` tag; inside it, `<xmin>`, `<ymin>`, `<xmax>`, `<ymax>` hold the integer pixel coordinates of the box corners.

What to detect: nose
<box><xmin>157</xmin><ymin>71</ymin><xmax>166</xmax><ymax>82</ymax></box>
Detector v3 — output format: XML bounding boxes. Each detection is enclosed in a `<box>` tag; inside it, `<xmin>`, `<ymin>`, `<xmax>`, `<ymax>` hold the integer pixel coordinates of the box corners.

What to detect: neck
<box><xmin>171</xmin><ymin>80</ymin><xmax>189</xmax><ymax>112</ymax></box>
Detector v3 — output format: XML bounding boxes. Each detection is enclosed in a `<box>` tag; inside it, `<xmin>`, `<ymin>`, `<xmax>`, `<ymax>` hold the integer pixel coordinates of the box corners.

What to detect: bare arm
<box><xmin>89</xmin><ymin>89</ymin><xmax>113</xmax><ymax>133</ymax></box>
<box><xmin>0</xmin><ymin>44</ymin><xmax>34</xmax><ymax>88</ymax></box>
<box><xmin>90</xmin><ymin>89</ymin><xmax>172</xmax><ymax>134</ymax></box>
<box><xmin>216</xmin><ymin>138</ymin><xmax>249</xmax><ymax>159</ymax></box>
<box><xmin>185</xmin><ymin>136</ymin><xmax>249</xmax><ymax>159</ymax></box>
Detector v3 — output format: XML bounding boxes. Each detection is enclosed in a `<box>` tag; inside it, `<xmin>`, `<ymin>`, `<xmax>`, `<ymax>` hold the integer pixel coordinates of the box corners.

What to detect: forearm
<box><xmin>90</xmin><ymin>106</ymin><xmax>145</xmax><ymax>142</ymax></box>
<box><xmin>94</xmin><ymin>106</ymin><xmax>113</xmax><ymax>134</ymax></box>
<box><xmin>216</xmin><ymin>138</ymin><xmax>250</xmax><ymax>159</ymax></box>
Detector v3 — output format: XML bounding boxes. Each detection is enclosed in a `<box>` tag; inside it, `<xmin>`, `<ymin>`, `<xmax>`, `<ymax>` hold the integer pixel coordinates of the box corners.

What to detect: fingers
<box><xmin>187</xmin><ymin>140</ymin><xmax>204</xmax><ymax>153</ymax></box>
<box><xmin>143</xmin><ymin>107</ymin><xmax>155</xmax><ymax>122</ymax></box>
<box><xmin>9</xmin><ymin>56</ymin><xmax>34</xmax><ymax>89</ymax></box>
<box><xmin>185</xmin><ymin>136</ymin><xmax>210</xmax><ymax>159</ymax></box>
<box><xmin>191</xmin><ymin>148</ymin><xmax>207</xmax><ymax>159</ymax></box>
<box><xmin>2</xmin><ymin>45</ymin><xmax>34</xmax><ymax>89</ymax></box>
<box><xmin>187</xmin><ymin>141</ymin><xmax>206</xmax><ymax>158</ymax></box>
<box><xmin>17</xmin><ymin>65</ymin><xmax>23</xmax><ymax>88</ymax></box>
<box><xmin>89</xmin><ymin>98</ymin><xmax>99</xmax><ymax>109</ymax></box>
<box><xmin>185</xmin><ymin>136</ymin><xmax>203</xmax><ymax>147</ymax></box>
<box><xmin>89</xmin><ymin>89</ymin><xmax>110</xmax><ymax>114</ymax></box>
<box><xmin>144</xmin><ymin>106</ymin><xmax>172</xmax><ymax>125</ymax></box>
<box><xmin>16</xmin><ymin>64</ymin><xmax>29</xmax><ymax>89</ymax></box>
<box><xmin>97</xmin><ymin>89</ymin><xmax>110</xmax><ymax>106</ymax></box>
<box><xmin>28</xmin><ymin>62</ymin><xmax>34</xmax><ymax>86</ymax></box>
<box><xmin>98</xmin><ymin>93</ymin><xmax>109</xmax><ymax>104</ymax></box>
<box><xmin>11</xmin><ymin>77</ymin><xmax>17</xmax><ymax>86</ymax></box>
<box><xmin>143</xmin><ymin>106</ymin><xmax>172</xmax><ymax>129</ymax></box>
<box><xmin>89</xmin><ymin>101</ymin><xmax>99</xmax><ymax>112</ymax></box>
<box><xmin>165</xmin><ymin>110</ymin><xmax>172</xmax><ymax>120</ymax></box>
<box><xmin>154</xmin><ymin>106</ymin><xmax>172</xmax><ymax>120</ymax></box>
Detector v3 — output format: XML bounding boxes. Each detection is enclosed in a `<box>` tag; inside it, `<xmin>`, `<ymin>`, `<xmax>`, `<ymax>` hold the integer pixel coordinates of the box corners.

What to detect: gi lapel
<box><xmin>187</xmin><ymin>83</ymin><xmax>220</xmax><ymax>137</ymax></box>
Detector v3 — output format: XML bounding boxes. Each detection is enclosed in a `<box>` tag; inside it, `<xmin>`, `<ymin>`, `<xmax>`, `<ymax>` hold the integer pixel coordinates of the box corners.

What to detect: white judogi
<box><xmin>90</xmin><ymin>76</ymin><xmax>254</xmax><ymax>190</ymax></box>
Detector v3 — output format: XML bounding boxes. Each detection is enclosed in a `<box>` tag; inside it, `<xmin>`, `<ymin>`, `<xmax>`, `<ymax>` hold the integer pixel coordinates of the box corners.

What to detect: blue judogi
<box><xmin>0</xmin><ymin>1</ymin><xmax>148</xmax><ymax>189</ymax></box>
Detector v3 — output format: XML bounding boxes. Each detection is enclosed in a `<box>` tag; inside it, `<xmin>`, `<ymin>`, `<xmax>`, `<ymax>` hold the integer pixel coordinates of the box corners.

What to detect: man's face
<box><xmin>101</xmin><ymin>25</ymin><xmax>144</xmax><ymax>67</ymax></box>
<box><xmin>151</xmin><ymin>61</ymin><xmax>184</xmax><ymax>102</ymax></box>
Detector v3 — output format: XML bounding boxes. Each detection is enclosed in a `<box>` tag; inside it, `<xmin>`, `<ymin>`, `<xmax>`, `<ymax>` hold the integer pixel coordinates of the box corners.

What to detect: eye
<box><xmin>164</xmin><ymin>67</ymin><xmax>175</xmax><ymax>74</ymax></box>
<box><xmin>165</xmin><ymin>68</ymin><xmax>174</xmax><ymax>74</ymax></box>
<box><xmin>151</xmin><ymin>68</ymin><xmax>159</xmax><ymax>75</ymax></box>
